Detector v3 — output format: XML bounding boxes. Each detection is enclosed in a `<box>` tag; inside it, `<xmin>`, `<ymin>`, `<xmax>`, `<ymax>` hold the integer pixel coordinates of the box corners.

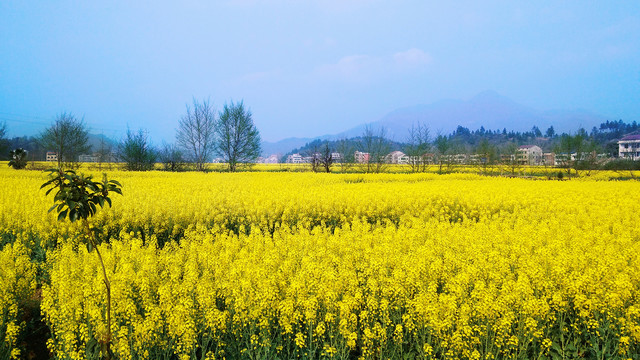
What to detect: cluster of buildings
<box><xmin>44</xmin><ymin>152</ymin><xmax>117</xmax><ymax>163</ymax></box>
<box><xmin>278</xmin><ymin>141</ymin><xmax>625</xmax><ymax>167</ymax></box>
<box><xmin>282</xmin><ymin>146</ymin><xmax>550</xmax><ymax>166</ymax></box>
<box><xmin>284</xmin><ymin>152</ymin><xmax>343</xmax><ymax>164</ymax></box>
<box><xmin>41</xmin><ymin>134</ymin><xmax>640</xmax><ymax>165</ymax></box>
<box><xmin>256</xmin><ymin>154</ymin><xmax>280</xmax><ymax>164</ymax></box>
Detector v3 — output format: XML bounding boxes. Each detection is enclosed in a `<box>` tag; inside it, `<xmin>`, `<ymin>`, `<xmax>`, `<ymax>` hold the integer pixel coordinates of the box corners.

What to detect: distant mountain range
<box><xmin>87</xmin><ymin>133</ymin><xmax>118</xmax><ymax>152</ymax></box>
<box><xmin>261</xmin><ymin>90</ymin><xmax>608</xmax><ymax>155</ymax></box>
<box><xmin>261</xmin><ymin>137</ymin><xmax>324</xmax><ymax>158</ymax></box>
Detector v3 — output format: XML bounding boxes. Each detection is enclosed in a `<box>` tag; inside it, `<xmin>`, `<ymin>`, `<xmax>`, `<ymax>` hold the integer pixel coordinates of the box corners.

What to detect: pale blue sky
<box><xmin>1</xmin><ymin>1</ymin><xmax>638</xmax><ymax>142</ymax></box>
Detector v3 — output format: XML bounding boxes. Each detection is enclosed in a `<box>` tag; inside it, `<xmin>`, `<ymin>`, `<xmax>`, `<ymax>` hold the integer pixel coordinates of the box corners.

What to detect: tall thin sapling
<box><xmin>41</xmin><ymin>168</ymin><xmax>122</xmax><ymax>359</ymax></box>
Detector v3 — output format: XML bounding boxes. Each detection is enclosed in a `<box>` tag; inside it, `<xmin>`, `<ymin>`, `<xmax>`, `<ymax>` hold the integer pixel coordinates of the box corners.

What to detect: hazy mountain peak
<box><xmin>336</xmin><ymin>91</ymin><xmax>606</xmax><ymax>140</ymax></box>
<box><xmin>470</xmin><ymin>89</ymin><xmax>506</xmax><ymax>102</ymax></box>
<box><xmin>262</xmin><ymin>91</ymin><xmax>608</xmax><ymax>155</ymax></box>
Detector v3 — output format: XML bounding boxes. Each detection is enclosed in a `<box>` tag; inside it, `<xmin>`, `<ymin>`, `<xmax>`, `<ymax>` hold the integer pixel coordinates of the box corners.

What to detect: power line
<box><xmin>0</xmin><ymin>112</ymin><xmax>52</xmax><ymax>121</ymax></box>
<box><xmin>0</xmin><ymin>115</ymin><xmax>124</xmax><ymax>134</ymax></box>
<box><xmin>0</xmin><ymin>116</ymin><xmax>50</xmax><ymax>126</ymax></box>
<box><xmin>0</xmin><ymin>112</ymin><xmax>172</xmax><ymax>143</ymax></box>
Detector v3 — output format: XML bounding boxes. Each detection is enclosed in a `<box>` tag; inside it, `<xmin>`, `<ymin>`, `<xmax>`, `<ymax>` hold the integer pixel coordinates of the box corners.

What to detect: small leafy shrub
<box><xmin>7</xmin><ymin>149</ymin><xmax>27</xmax><ymax>170</ymax></box>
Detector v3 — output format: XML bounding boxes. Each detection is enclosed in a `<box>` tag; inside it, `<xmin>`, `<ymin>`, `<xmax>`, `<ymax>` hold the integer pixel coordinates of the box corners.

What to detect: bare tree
<box><xmin>177</xmin><ymin>99</ymin><xmax>217</xmax><ymax>171</ymax></box>
<box><xmin>159</xmin><ymin>142</ymin><xmax>186</xmax><ymax>172</ymax></box>
<box><xmin>405</xmin><ymin>122</ymin><xmax>430</xmax><ymax>172</ymax></box>
<box><xmin>336</xmin><ymin>138</ymin><xmax>355</xmax><ymax>173</ymax></box>
<box><xmin>95</xmin><ymin>135</ymin><xmax>114</xmax><ymax>171</ymax></box>
<box><xmin>501</xmin><ymin>142</ymin><xmax>521</xmax><ymax>175</ymax></box>
<box><xmin>554</xmin><ymin>128</ymin><xmax>594</xmax><ymax>176</ymax></box>
<box><xmin>0</xmin><ymin>122</ymin><xmax>7</xmax><ymax>158</ymax></box>
<box><xmin>434</xmin><ymin>133</ymin><xmax>453</xmax><ymax>174</ymax></box>
<box><xmin>360</xmin><ymin>125</ymin><xmax>390</xmax><ymax>173</ymax></box>
<box><xmin>360</xmin><ymin>125</ymin><xmax>375</xmax><ymax>173</ymax></box>
<box><xmin>215</xmin><ymin>101</ymin><xmax>261</xmax><ymax>172</ymax></box>
<box><xmin>305</xmin><ymin>140</ymin><xmax>323</xmax><ymax>172</ymax></box>
<box><xmin>39</xmin><ymin>112</ymin><xmax>90</xmax><ymax>169</ymax></box>
<box><xmin>475</xmin><ymin>138</ymin><xmax>497</xmax><ymax>175</ymax></box>
<box><xmin>320</xmin><ymin>142</ymin><xmax>334</xmax><ymax>173</ymax></box>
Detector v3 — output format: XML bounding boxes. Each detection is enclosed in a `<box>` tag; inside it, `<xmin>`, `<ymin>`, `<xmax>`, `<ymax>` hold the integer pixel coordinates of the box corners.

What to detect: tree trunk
<box><xmin>85</xmin><ymin>221</ymin><xmax>112</xmax><ymax>360</ymax></box>
<box><xmin>94</xmin><ymin>242</ymin><xmax>112</xmax><ymax>360</ymax></box>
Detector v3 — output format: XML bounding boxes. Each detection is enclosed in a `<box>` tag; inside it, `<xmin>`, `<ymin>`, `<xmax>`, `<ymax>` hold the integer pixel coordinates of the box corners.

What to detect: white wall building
<box><xmin>46</xmin><ymin>152</ymin><xmax>58</xmax><ymax>162</ymax></box>
<box><xmin>263</xmin><ymin>154</ymin><xmax>279</xmax><ymax>164</ymax></box>
<box><xmin>518</xmin><ymin>145</ymin><xmax>543</xmax><ymax>165</ymax></box>
<box><xmin>286</xmin><ymin>153</ymin><xmax>304</xmax><ymax>163</ymax></box>
<box><xmin>385</xmin><ymin>151</ymin><xmax>409</xmax><ymax>164</ymax></box>
<box><xmin>619</xmin><ymin>135</ymin><xmax>640</xmax><ymax>160</ymax></box>
<box><xmin>79</xmin><ymin>154</ymin><xmax>99</xmax><ymax>162</ymax></box>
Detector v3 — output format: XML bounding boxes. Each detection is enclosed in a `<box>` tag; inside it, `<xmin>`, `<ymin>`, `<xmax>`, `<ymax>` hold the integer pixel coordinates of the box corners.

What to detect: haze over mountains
<box><xmin>261</xmin><ymin>91</ymin><xmax>608</xmax><ymax>155</ymax></box>
<box><xmin>5</xmin><ymin>91</ymin><xmax>610</xmax><ymax>157</ymax></box>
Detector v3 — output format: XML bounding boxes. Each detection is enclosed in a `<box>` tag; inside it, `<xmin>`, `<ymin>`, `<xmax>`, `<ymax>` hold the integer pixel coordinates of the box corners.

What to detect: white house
<box><xmin>286</xmin><ymin>153</ymin><xmax>304</xmax><ymax>163</ymax></box>
<box><xmin>263</xmin><ymin>154</ymin><xmax>279</xmax><ymax>164</ymax></box>
<box><xmin>385</xmin><ymin>151</ymin><xmax>408</xmax><ymax>164</ymax></box>
<box><xmin>46</xmin><ymin>152</ymin><xmax>58</xmax><ymax>162</ymax></box>
<box><xmin>618</xmin><ymin>134</ymin><xmax>640</xmax><ymax>160</ymax></box>
<box><xmin>518</xmin><ymin>145</ymin><xmax>543</xmax><ymax>165</ymax></box>
<box><xmin>79</xmin><ymin>154</ymin><xmax>99</xmax><ymax>162</ymax></box>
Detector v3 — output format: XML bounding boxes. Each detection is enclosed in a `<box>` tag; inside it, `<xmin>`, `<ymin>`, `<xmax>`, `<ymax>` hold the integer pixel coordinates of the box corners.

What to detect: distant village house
<box><xmin>286</xmin><ymin>153</ymin><xmax>304</xmax><ymax>164</ymax></box>
<box><xmin>618</xmin><ymin>134</ymin><xmax>640</xmax><ymax>160</ymax></box>
<box><xmin>46</xmin><ymin>152</ymin><xmax>58</xmax><ymax>162</ymax></box>
<box><xmin>354</xmin><ymin>151</ymin><xmax>370</xmax><ymax>164</ymax></box>
<box><xmin>79</xmin><ymin>154</ymin><xmax>99</xmax><ymax>162</ymax></box>
<box><xmin>262</xmin><ymin>154</ymin><xmax>280</xmax><ymax>164</ymax></box>
<box><xmin>518</xmin><ymin>145</ymin><xmax>543</xmax><ymax>165</ymax></box>
<box><xmin>385</xmin><ymin>151</ymin><xmax>409</xmax><ymax>164</ymax></box>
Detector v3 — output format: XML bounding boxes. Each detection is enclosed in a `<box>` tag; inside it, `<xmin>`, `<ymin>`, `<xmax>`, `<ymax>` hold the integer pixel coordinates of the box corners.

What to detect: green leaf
<box><xmin>57</xmin><ymin>210</ymin><xmax>67</xmax><ymax>222</ymax></box>
<box><xmin>90</xmin><ymin>226</ymin><xmax>102</xmax><ymax>236</ymax></box>
<box><xmin>105</xmin><ymin>197</ymin><xmax>112</xmax><ymax>207</ymax></box>
<box><xmin>98</xmin><ymin>197</ymin><xmax>105</xmax><ymax>208</ymax></box>
<box><xmin>86</xmin><ymin>242</ymin><xmax>93</xmax><ymax>253</ymax></box>
<box><xmin>110</xmin><ymin>180</ymin><xmax>122</xmax><ymax>186</ymax></box>
<box><xmin>48</xmin><ymin>204</ymin><xmax>58</xmax><ymax>213</ymax></box>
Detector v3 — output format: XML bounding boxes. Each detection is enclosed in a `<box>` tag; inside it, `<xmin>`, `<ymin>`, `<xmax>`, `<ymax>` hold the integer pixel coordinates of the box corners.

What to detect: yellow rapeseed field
<box><xmin>1</xmin><ymin>165</ymin><xmax>639</xmax><ymax>359</ymax></box>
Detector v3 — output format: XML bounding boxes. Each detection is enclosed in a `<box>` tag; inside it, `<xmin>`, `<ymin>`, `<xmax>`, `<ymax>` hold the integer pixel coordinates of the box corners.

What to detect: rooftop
<box><xmin>620</xmin><ymin>134</ymin><xmax>640</xmax><ymax>141</ymax></box>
